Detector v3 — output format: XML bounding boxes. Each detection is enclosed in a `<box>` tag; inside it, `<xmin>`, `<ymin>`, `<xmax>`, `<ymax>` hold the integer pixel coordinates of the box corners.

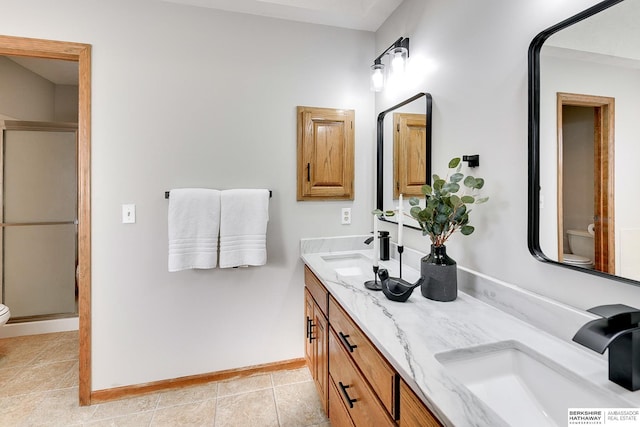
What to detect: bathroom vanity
<box><xmin>301</xmin><ymin>236</ymin><xmax>640</xmax><ymax>427</ymax></box>
<box><xmin>305</xmin><ymin>263</ymin><xmax>440</xmax><ymax>426</ymax></box>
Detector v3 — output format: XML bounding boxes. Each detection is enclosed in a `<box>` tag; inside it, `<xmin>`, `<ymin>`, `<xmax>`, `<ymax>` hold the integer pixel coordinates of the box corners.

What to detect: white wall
<box><xmin>1</xmin><ymin>0</ymin><xmax>374</xmax><ymax>390</ymax></box>
<box><xmin>375</xmin><ymin>0</ymin><xmax>640</xmax><ymax>310</ymax></box>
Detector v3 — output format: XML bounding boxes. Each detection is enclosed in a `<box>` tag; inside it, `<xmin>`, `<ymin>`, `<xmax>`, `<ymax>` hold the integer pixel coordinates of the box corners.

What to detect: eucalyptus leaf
<box><xmin>450</xmin><ymin>173</ymin><xmax>464</xmax><ymax>183</ymax></box>
<box><xmin>461</xmin><ymin>225</ymin><xmax>475</xmax><ymax>235</ymax></box>
<box><xmin>448</xmin><ymin>157</ymin><xmax>461</xmax><ymax>168</ymax></box>
<box><xmin>421</xmin><ymin>184</ymin><xmax>433</xmax><ymax>195</ymax></box>
<box><xmin>463</xmin><ymin>176</ymin><xmax>477</xmax><ymax>188</ymax></box>
<box><xmin>475</xmin><ymin>197</ymin><xmax>489</xmax><ymax>204</ymax></box>
<box><xmin>435</xmin><ymin>213</ymin><xmax>448</xmax><ymax>224</ymax></box>
<box><xmin>442</xmin><ymin>182</ymin><xmax>460</xmax><ymax>194</ymax></box>
<box><xmin>461</xmin><ymin>195</ymin><xmax>475</xmax><ymax>204</ymax></box>
<box><xmin>409</xmin><ymin>197</ymin><xmax>420</xmax><ymax>206</ymax></box>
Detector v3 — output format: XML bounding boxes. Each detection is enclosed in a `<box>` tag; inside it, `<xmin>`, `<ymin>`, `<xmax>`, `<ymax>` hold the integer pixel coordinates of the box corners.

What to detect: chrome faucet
<box><xmin>573</xmin><ymin>304</ymin><xmax>640</xmax><ymax>391</ymax></box>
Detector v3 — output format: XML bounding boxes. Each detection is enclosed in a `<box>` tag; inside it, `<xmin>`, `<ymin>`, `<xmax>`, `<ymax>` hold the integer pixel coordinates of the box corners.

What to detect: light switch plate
<box><xmin>122</xmin><ymin>204</ymin><xmax>136</xmax><ymax>224</ymax></box>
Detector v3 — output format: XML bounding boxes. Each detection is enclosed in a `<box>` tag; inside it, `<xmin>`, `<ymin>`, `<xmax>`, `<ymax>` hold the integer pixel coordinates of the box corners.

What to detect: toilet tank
<box><xmin>567</xmin><ymin>229</ymin><xmax>595</xmax><ymax>262</ymax></box>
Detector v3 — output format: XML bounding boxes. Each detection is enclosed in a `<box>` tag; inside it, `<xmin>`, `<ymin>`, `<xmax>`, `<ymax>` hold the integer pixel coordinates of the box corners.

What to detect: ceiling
<box><xmin>7</xmin><ymin>56</ymin><xmax>78</xmax><ymax>86</ymax></box>
<box><xmin>160</xmin><ymin>0</ymin><xmax>404</xmax><ymax>31</ymax></box>
<box><xmin>6</xmin><ymin>0</ymin><xmax>403</xmax><ymax>86</ymax></box>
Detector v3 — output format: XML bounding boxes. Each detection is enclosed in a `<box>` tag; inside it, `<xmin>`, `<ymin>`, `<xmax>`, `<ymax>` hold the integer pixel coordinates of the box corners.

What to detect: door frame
<box><xmin>556</xmin><ymin>92</ymin><xmax>614</xmax><ymax>274</ymax></box>
<box><xmin>0</xmin><ymin>35</ymin><xmax>92</xmax><ymax>405</ymax></box>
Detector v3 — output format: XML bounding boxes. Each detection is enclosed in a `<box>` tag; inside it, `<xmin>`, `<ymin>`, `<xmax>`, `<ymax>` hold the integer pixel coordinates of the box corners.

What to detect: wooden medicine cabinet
<box><xmin>297</xmin><ymin>106</ymin><xmax>354</xmax><ymax>200</ymax></box>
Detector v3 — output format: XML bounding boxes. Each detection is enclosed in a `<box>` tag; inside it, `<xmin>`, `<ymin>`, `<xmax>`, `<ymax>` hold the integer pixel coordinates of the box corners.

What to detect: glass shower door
<box><xmin>1</xmin><ymin>123</ymin><xmax>78</xmax><ymax>320</ymax></box>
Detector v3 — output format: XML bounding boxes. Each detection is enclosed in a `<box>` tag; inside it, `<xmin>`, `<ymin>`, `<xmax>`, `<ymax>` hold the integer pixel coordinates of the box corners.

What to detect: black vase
<box><xmin>420</xmin><ymin>244</ymin><xmax>457</xmax><ymax>302</ymax></box>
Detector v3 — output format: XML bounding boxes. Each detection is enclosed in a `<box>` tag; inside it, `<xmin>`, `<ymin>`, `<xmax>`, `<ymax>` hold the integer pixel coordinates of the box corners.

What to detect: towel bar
<box><xmin>165</xmin><ymin>190</ymin><xmax>272</xmax><ymax>199</ymax></box>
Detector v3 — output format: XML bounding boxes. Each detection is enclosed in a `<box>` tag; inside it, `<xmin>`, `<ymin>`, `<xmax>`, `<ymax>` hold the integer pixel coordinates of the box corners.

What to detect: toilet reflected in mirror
<box><xmin>562</xmin><ymin>228</ymin><xmax>594</xmax><ymax>269</ymax></box>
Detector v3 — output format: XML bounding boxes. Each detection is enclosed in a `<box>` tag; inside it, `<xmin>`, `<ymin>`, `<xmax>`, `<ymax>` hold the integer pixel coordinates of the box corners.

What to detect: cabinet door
<box><xmin>399</xmin><ymin>379</ymin><xmax>442</xmax><ymax>427</ymax></box>
<box><xmin>305</xmin><ymin>287</ymin><xmax>329</xmax><ymax>414</ymax></box>
<box><xmin>297</xmin><ymin>106</ymin><xmax>354</xmax><ymax>200</ymax></box>
<box><xmin>314</xmin><ymin>307</ymin><xmax>329</xmax><ymax>413</ymax></box>
<box><xmin>304</xmin><ymin>289</ymin><xmax>314</xmax><ymax>370</ymax></box>
<box><xmin>393</xmin><ymin>112</ymin><xmax>427</xmax><ymax>198</ymax></box>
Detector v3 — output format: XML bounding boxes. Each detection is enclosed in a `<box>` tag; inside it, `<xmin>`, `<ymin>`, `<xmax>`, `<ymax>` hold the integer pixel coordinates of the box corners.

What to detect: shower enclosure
<box><xmin>1</xmin><ymin>121</ymin><xmax>78</xmax><ymax>322</ymax></box>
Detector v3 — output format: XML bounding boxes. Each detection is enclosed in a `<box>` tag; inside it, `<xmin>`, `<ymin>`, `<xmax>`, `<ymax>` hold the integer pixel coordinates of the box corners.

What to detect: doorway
<box><xmin>1</xmin><ymin>121</ymin><xmax>78</xmax><ymax>321</ymax></box>
<box><xmin>557</xmin><ymin>92</ymin><xmax>614</xmax><ymax>274</ymax></box>
<box><xmin>0</xmin><ymin>35</ymin><xmax>91</xmax><ymax>405</ymax></box>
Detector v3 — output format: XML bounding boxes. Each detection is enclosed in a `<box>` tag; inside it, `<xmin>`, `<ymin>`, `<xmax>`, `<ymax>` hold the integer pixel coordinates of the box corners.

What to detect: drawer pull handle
<box><xmin>309</xmin><ymin>321</ymin><xmax>316</xmax><ymax>343</ymax></box>
<box><xmin>306</xmin><ymin>316</ymin><xmax>311</xmax><ymax>339</ymax></box>
<box><xmin>338</xmin><ymin>381</ymin><xmax>357</xmax><ymax>408</ymax></box>
<box><xmin>338</xmin><ymin>332</ymin><xmax>358</xmax><ymax>353</ymax></box>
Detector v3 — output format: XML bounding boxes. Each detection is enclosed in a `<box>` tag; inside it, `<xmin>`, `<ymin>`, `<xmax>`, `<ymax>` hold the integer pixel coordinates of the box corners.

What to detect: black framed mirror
<box><xmin>376</xmin><ymin>92</ymin><xmax>432</xmax><ymax>230</ymax></box>
<box><xmin>527</xmin><ymin>0</ymin><xmax>640</xmax><ymax>285</ymax></box>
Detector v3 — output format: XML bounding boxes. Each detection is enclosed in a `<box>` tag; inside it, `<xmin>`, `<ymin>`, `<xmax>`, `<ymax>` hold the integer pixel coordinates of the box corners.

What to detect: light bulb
<box><xmin>370</xmin><ymin>63</ymin><xmax>385</xmax><ymax>92</ymax></box>
<box><xmin>390</xmin><ymin>46</ymin><xmax>408</xmax><ymax>75</ymax></box>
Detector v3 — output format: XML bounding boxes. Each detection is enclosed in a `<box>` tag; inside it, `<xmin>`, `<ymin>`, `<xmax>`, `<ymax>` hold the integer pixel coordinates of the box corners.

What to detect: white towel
<box><xmin>219</xmin><ymin>189</ymin><xmax>269</xmax><ymax>268</ymax></box>
<box><xmin>168</xmin><ymin>188</ymin><xmax>221</xmax><ymax>272</ymax></box>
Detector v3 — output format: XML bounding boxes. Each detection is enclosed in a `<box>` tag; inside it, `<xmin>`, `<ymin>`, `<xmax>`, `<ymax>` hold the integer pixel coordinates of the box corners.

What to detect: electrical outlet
<box><xmin>341</xmin><ymin>208</ymin><xmax>351</xmax><ymax>225</ymax></box>
<box><xmin>122</xmin><ymin>204</ymin><xmax>136</xmax><ymax>224</ymax></box>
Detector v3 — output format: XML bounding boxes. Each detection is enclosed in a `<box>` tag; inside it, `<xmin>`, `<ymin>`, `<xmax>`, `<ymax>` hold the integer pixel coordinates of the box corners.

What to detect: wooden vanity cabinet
<box><xmin>399</xmin><ymin>379</ymin><xmax>442</xmax><ymax>427</ymax></box>
<box><xmin>304</xmin><ymin>265</ymin><xmax>443</xmax><ymax>427</ymax></box>
<box><xmin>304</xmin><ymin>268</ymin><xmax>329</xmax><ymax>413</ymax></box>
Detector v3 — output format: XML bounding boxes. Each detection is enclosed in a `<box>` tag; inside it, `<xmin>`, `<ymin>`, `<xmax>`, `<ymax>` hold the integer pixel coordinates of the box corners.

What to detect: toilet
<box><xmin>563</xmin><ymin>228</ymin><xmax>595</xmax><ymax>269</ymax></box>
<box><xmin>0</xmin><ymin>304</ymin><xmax>10</xmax><ymax>326</ymax></box>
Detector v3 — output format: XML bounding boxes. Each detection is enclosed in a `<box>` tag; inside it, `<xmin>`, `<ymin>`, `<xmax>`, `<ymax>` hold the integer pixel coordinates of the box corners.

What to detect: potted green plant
<box><xmin>408</xmin><ymin>157</ymin><xmax>488</xmax><ymax>301</ymax></box>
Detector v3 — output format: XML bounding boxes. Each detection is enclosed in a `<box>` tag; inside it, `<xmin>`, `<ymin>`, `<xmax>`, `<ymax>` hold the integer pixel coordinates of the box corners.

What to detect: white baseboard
<box><xmin>0</xmin><ymin>317</ymin><xmax>79</xmax><ymax>338</ymax></box>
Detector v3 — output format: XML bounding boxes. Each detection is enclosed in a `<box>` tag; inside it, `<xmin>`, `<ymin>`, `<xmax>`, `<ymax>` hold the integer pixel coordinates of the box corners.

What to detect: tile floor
<box><xmin>0</xmin><ymin>331</ymin><xmax>330</xmax><ymax>427</ymax></box>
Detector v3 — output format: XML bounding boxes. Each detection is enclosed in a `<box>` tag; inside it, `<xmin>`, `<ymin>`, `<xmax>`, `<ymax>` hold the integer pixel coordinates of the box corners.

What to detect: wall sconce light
<box><xmin>370</xmin><ymin>37</ymin><xmax>410</xmax><ymax>92</ymax></box>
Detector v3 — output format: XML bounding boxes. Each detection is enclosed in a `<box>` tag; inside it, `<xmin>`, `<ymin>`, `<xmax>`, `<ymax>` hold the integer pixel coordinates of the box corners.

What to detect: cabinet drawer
<box><xmin>329</xmin><ymin>377</ymin><xmax>355</xmax><ymax>427</ymax></box>
<box><xmin>305</xmin><ymin>266</ymin><xmax>328</xmax><ymax>317</ymax></box>
<box><xmin>329</xmin><ymin>329</ymin><xmax>395</xmax><ymax>427</ymax></box>
<box><xmin>329</xmin><ymin>296</ymin><xmax>397</xmax><ymax>416</ymax></box>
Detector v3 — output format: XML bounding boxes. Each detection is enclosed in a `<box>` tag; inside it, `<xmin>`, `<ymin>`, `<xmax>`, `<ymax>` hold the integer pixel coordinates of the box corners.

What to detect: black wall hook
<box><xmin>463</xmin><ymin>155</ymin><xmax>479</xmax><ymax>168</ymax></box>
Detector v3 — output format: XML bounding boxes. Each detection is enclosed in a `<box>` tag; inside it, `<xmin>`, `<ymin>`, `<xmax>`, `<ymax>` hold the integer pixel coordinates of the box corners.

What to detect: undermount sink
<box><xmin>436</xmin><ymin>341</ymin><xmax>628</xmax><ymax>427</ymax></box>
<box><xmin>320</xmin><ymin>253</ymin><xmax>375</xmax><ymax>277</ymax></box>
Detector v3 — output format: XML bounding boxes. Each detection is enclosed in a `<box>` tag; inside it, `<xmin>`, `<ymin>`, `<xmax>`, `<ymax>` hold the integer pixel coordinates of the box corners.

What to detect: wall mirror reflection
<box><xmin>377</xmin><ymin>92</ymin><xmax>432</xmax><ymax>229</ymax></box>
<box><xmin>528</xmin><ymin>0</ymin><xmax>640</xmax><ymax>284</ymax></box>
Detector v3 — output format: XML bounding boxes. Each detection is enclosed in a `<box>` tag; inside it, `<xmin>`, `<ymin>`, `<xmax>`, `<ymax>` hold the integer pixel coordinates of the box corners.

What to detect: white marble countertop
<box><xmin>300</xmin><ymin>236</ymin><xmax>640</xmax><ymax>427</ymax></box>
